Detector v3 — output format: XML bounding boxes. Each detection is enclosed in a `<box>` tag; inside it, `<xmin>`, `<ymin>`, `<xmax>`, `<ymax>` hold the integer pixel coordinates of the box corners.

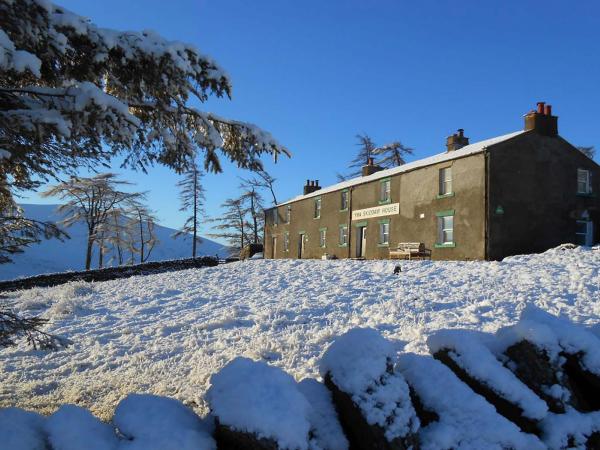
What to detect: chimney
<box><xmin>446</xmin><ymin>128</ymin><xmax>469</xmax><ymax>152</ymax></box>
<box><xmin>361</xmin><ymin>157</ymin><xmax>383</xmax><ymax>176</ymax></box>
<box><xmin>303</xmin><ymin>179</ymin><xmax>322</xmax><ymax>195</ymax></box>
<box><xmin>524</xmin><ymin>101</ymin><xmax>558</xmax><ymax>136</ymax></box>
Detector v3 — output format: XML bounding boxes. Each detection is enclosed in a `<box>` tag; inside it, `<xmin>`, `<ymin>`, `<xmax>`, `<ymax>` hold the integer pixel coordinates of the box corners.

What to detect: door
<box><xmin>585</xmin><ymin>221</ymin><xmax>594</xmax><ymax>246</ymax></box>
<box><xmin>271</xmin><ymin>237</ymin><xmax>277</xmax><ymax>259</ymax></box>
<box><xmin>298</xmin><ymin>234</ymin><xmax>305</xmax><ymax>258</ymax></box>
<box><xmin>356</xmin><ymin>226</ymin><xmax>367</xmax><ymax>258</ymax></box>
<box><xmin>576</xmin><ymin>220</ymin><xmax>594</xmax><ymax>246</ymax></box>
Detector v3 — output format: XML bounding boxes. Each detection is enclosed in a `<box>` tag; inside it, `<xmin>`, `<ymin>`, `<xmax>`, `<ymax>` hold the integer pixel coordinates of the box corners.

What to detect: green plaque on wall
<box><xmin>495</xmin><ymin>205</ymin><xmax>504</xmax><ymax>215</ymax></box>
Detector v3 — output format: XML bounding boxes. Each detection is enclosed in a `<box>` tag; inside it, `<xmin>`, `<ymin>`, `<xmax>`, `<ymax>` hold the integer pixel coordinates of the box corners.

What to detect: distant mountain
<box><xmin>0</xmin><ymin>204</ymin><xmax>229</xmax><ymax>281</ymax></box>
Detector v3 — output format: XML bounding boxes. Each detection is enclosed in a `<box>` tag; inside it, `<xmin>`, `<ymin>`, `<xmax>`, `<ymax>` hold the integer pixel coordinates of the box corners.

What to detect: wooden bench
<box><xmin>389</xmin><ymin>242</ymin><xmax>431</xmax><ymax>260</ymax></box>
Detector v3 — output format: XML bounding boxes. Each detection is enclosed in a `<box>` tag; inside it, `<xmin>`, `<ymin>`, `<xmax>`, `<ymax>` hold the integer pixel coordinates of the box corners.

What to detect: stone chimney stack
<box><xmin>446</xmin><ymin>128</ymin><xmax>469</xmax><ymax>152</ymax></box>
<box><xmin>524</xmin><ymin>101</ymin><xmax>558</xmax><ymax>136</ymax></box>
<box><xmin>303</xmin><ymin>179</ymin><xmax>321</xmax><ymax>195</ymax></box>
<box><xmin>361</xmin><ymin>157</ymin><xmax>383</xmax><ymax>177</ymax></box>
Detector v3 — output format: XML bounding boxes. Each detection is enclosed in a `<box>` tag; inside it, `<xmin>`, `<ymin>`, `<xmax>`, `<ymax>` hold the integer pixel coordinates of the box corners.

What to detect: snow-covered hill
<box><xmin>0</xmin><ymin>204</ymin><xmax>229</xmax><ymax>281</ymax></box>
<box><xmin>1</xmin><ymin>246</ymin><xmax>598</xmax><ymax>421</ymax></box>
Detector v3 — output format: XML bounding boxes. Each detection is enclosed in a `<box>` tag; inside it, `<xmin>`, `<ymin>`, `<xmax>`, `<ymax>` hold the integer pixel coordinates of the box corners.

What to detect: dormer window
<box><xmin>577</xmin><ymin>169</ymin><xmax>592</xmax><ymax>194</ymax></box>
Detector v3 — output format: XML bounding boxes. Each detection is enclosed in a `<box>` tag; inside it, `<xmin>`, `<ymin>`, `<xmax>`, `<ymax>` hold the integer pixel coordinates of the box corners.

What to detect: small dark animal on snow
<box><xmin>393</xmin><ymin>265</ymin><xmax>402</xmax><ymax>275</ymax></box>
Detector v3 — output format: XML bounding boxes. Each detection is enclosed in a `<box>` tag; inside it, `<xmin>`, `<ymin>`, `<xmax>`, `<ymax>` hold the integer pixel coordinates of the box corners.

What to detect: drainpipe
<box><xmin>484</xmin><ymin>150</ymin><xmax>490</xmax><ymax>260</ymax></box>
<box><xmin>347</xmin><ymin>187</ymin><xmax>353</xmax><ymax>259</ymax></box>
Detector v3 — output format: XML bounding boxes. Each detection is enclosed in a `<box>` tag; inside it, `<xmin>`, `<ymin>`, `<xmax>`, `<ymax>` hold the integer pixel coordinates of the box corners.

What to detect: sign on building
<box><xmin>352</xmin><ymin>203</ymin><xmax>400</xmax><ymax>221</ymax></box>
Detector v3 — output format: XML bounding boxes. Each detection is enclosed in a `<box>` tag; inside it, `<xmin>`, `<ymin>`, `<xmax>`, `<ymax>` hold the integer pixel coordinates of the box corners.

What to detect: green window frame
<box><xmin>338</xmin><ymin>224</ymin><xmax>348</xmax><ymax>247</ymax></box>
<box><xmin>283</xmin><ymin>232</ymin><xmax>290</xmax><ymax>252</ymax></box>
<box><xmin>378</xmin><ymin>219</ymin><xmax>390</xmax><ymax>246</ymax></box>
<box><xmin>314</xmin><ymin>197</ymin><xmax>322</xmax><ymax>219</ymax></box>
<box><xmin>340</xmin><ymin>189</ymin><xmax>349</xmax><ymax>211</ymax></box>
<box><xmin>319</xmin><ymin>227</ymin><xmax>327</xmax><ymax>248</ymax></box>
<box><xmin>379</xmin><ymin>178</ymin><xmax>391</xmax><ymax>204</ymax></box>
<box><xmin>439</xmin><ymin>167</ymin><xmax>453</xmax><ymax>196</ymax></box>
<box><xmin>435</xmin><ymin>210</ymin><xmax>455</xmax><ymax>248</ymax></box>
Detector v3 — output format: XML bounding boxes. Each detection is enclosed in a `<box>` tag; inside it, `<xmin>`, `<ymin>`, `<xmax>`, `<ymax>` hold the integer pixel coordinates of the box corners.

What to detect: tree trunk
<box><xmin>85</xmin><ymin>234</ymin><xmax>93</xmax><ymax>270</ymax></box>
<box><xmin>98</xmin><ymin>238</ymin><xmax>104</xmax><ymax>269</ymax></box>
<box><xmin>138</xmin><ymin>212</ymin><xmax>145</xmax><ymax>263</ymax></box>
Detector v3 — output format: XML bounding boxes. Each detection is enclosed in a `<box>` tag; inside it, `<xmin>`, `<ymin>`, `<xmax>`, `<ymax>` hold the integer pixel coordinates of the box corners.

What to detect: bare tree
<box><xmin>239</xmin><ymin>183</ymin><xmax>265</xmax><ymax>245</ymax></box>
<box><xmin>174</xmin><ymin>164</ymin><xmax>206</xmax><ymax>257</ymax></box>
<box><xmin>338</xmin><ymin>134</ymin><xmax>413</xmax><ymax>180</ymax></box>
<box><xmin>42</xmin><ymin>174</ymin><xmax>141</xmax><ymax>270</ymax></box>
<box><xmin>209</xmin><ymin>197</ymin><xmax>249</xmax><ymax>254</ymax></box>
<box><xmin>373</xmin><ymin>141</ymin><xmax>413</xmax><ymax>168</ymax></box>
<box><xmin>242</xmin><ymin>169</ymin><xmax>278</xmax><ymax>205</ymax></box>
<box><xmin>127</xmin><ymin>200</ymin><xmax>158</xmax><ymax>264</ymax></box>
<box><xmin>578</xmin><ymin>146</ymin><xmax>596</xmax><ymax>160</ymax></box>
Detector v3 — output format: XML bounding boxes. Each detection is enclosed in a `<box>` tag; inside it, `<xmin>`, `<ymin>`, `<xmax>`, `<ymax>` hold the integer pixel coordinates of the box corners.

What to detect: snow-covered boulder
<box><xmin>427</xmin><ymin>329</ymin><xmax>548</xmax><ymax>434</ymax></box>
<box><xmin>319</xmin><ymin>328</ymin><xmax>419</xmax><ymax>450</ymax></box>
<box><xmin>497</xmin><ymin>305</ymin><xmax>600</xmax><ymax>413</ymax></box>
<box><xmin>113</xmin><ymin>394</ymin><xmax>215</xmax><ymax>450</ymax></box>
<box><xmin>206</xmin><ymin>357</ymin><xmax>313</xmax><ymax>450</ymax></box>
<box><xmin>46</xmin><ymin>404</ymin><xmax>119</xmax><ymax>450</ymax></box>
<box><xmin>0</xmin><ymin>407</ymin><xmax>47</xmax><ymax>450</ymax></box>
<box><xmin>297</xmin><ymin>379</ymin><xmax>349</xmax><ymax>450</ymax></box>
<box><xmin>397</xmin><ymin>353</ymin><xmax>545</xmax><ymax>450</ymax></box>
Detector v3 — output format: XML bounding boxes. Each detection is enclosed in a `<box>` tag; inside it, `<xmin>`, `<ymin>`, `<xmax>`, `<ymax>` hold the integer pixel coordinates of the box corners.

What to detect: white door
<box><xmin>585</xmin><ymin>221</ymin><xmax>594</xmax><ymax>246</ymax></box>
<box><xmin>360</xmin><ymin>227</ymin><xmax>367</xmax><ymax>258</ymax></box>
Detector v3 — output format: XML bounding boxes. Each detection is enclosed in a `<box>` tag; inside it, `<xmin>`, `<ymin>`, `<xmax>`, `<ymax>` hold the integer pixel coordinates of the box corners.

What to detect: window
<box><xmin>575</xmin><ymin>221</ymin><xmax>588</xmax><ymax>245</ymax></box>
<box><xmin>283</xmin><ymin>232</ymin><xmax>289</xmax><ymax>252</ymax></box>
<box><xmin>285</xmin><ymin>205</ymin><xmax>291</xmax><ymax>224</ymax></box>
<box><xmin>577</xmin><ymin>169</ymin><xmax>592</xmax><ymax>194</ymax></box>
<box><xmin>314</xmin><ymin>197</ymin><xmax>321</xmax><ymax>218</ymax></box>
<box><xmin>437</xmin><ymin>215</ymin><xmax>454</xmax><ymax>245</ymax></box>
<box><xmin>319</xmin><ymin>228</ymin><xmax>327</xmax><ymax>248</ymax></box>
<box><xmin>339</xmin><ymin>225</ymin><xmax>348</xmax><ymax>246</ymax></box>
<box><xmin>439</xmin><ymin>167</ymin><xmax>452</xmax><ymax>196</ymax></box>
<box><xmin>341</xmin><ymin>190</ymin><xmax>349</xmax><ymax>211</ymax></box>
<box><xmin>272</xmin><ymin>208</ymin><xmax>279</xmax><ymax>225</ymax></box>
<box><xmin>379</xmin><ymin>222</ymin><xmax>390</xmax><ymax>245</ymax></box>
<box><xmin>380</xmin><ymin>179</ymin><xmax>391</xmax><ymax>203</ymax></box>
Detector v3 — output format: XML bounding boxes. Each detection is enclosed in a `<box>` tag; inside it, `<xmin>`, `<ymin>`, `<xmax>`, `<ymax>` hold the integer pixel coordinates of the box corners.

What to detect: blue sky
<box><xmin>27</xmin><ymin>0</ymin><xmax>600</xmax><ymax>239</ymax></box>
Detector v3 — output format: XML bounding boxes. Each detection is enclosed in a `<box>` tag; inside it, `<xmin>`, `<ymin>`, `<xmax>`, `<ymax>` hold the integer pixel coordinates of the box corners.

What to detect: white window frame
<box><xmin>339</xmin><ymin>225</ymin><xmax>348</xmax><ymax>246</ymax></box>
<box><xmin>380</xmin><ymin>179</ymin><xmax>391</xmax><ymax>203</ymax></box>
<box><xmin>319</xmin><ymin>229</ymin><xmax>327</xmax><ymax>248</ymax></box>
<box><xmin>577</xmin><ymin>168</ymin><xmax>592</xmax><ymax>194</ymax></box>
<box><xmin>437</xmin><ymin>215</ymin><xmax>454</xmax><ymax>244</ymax></box>
<box><xmin>285</xmin><ymin>205</ymin><xmax>291</xmax><ymax>224</ymax></box>
<box><xmin>341</xmin><ymin>190</ymin><xmax>348</xmax><ymax>211</ymax></box>
<box><xmin>439</xmin><ymin>167</ymin><xmax>452</xmax><ymax>196</ymax></box>
<box><xmin>314</xmin><ymin>197</ymin><xmax>321</xmax><ymax>219</ymax></box>
<box><xmin>283</xmin><ymin>232</ymin><xmax>289</xmax><ymax>252</ymax></box>
<box><xmin>379</xmin><ymin>222</ymin><xmax>390</xmax><ymax>245</ymax></box>
<box><xmin>272</xmin><ymin>208</ymin><xmax>279</xmax><ymax>225</ymax></box>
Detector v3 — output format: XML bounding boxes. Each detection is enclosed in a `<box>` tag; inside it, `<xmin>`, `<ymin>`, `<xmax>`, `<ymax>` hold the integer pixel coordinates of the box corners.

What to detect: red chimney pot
<box><xmin>537</xmin><ymin>102</ymin><xmax>545</xmax><ymax>114</ymax></box>
<box><xmin>544</xmin><ymin>104</ymin><xmax>552</xmax><ymax>116</ymax></box>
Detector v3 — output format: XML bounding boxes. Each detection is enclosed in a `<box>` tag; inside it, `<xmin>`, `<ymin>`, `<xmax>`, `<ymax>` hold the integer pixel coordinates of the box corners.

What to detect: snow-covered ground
<box><xmin>1</xmin><ymin>246</ymin><xmax>598</xmax><ymax>421</ymax></box>
<box><xmin>0</xmin><ymin>204</ymin><xmax>229</xmax><ymax>281</ymax></box>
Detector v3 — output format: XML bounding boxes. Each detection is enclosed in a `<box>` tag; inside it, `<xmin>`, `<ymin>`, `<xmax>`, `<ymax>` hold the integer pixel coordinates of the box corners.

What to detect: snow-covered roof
<box><xmin>276</xmin><ymin>130</ymin><xmax>527</xmax><ymax>207</ymax></box>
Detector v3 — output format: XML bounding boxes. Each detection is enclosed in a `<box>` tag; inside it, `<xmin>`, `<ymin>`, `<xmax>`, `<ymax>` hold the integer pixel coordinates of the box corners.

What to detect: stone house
<box><xmin>264</xmin><ymin>103</ymin><xmax>599</xmax><ymax>260</ymax></box>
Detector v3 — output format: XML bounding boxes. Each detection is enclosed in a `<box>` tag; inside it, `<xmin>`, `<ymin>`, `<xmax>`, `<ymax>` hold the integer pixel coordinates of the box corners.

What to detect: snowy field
<box><xmin>1</xmin><ymin>246</ymin><xmax>599</xmax><ymax>420</ymax></box>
